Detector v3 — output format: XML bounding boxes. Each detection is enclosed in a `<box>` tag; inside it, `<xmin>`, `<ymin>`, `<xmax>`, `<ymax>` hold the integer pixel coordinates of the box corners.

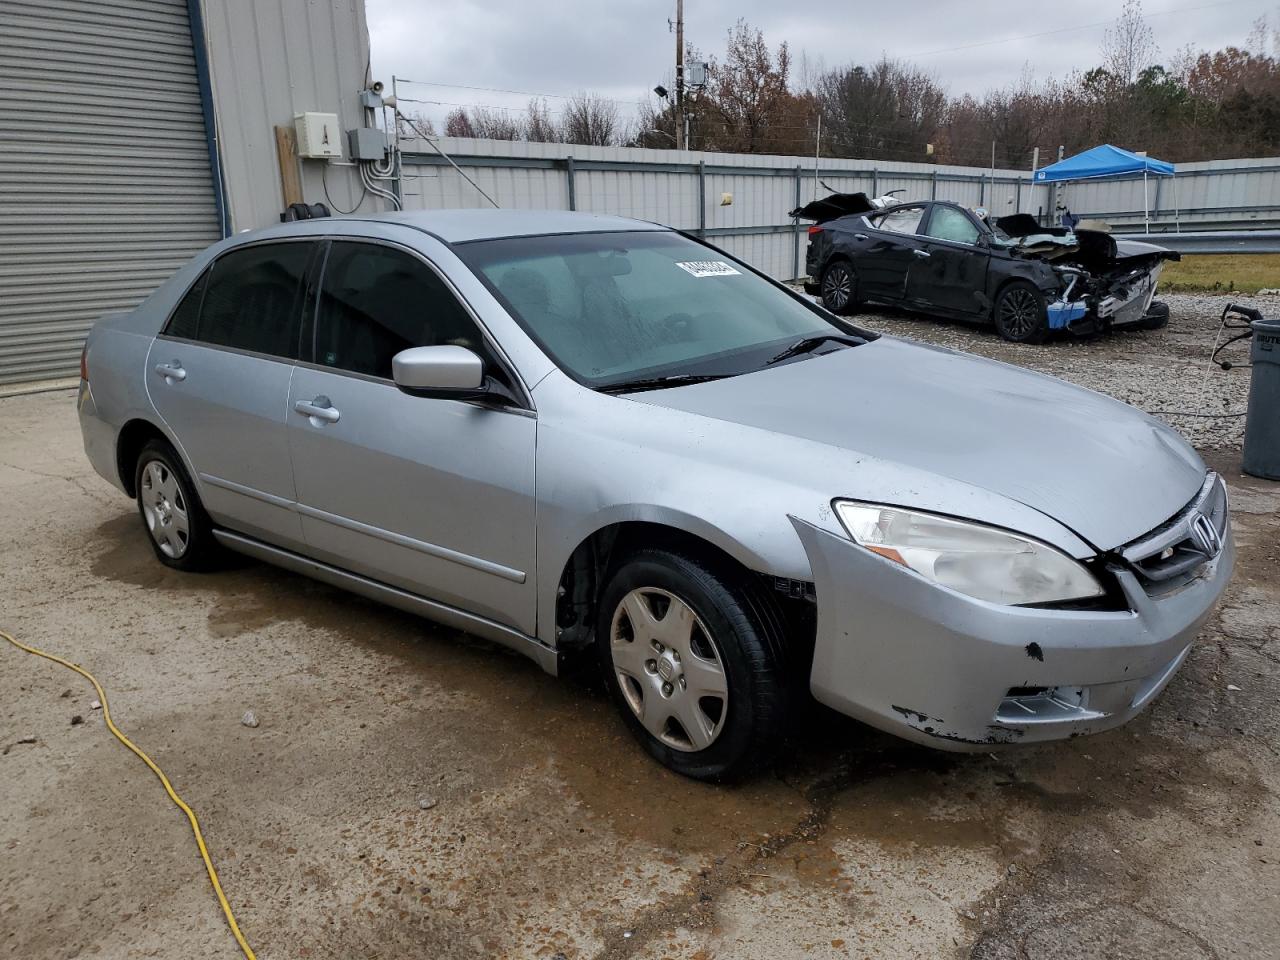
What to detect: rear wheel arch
<box><xmin>116</xmin><ymin>419</ymin><xmax>202</xmax><ymax>500</ymax></box>
<box><xmin>116</xmin><ymin>419</ymin><xmax>170</xmax><ymax>497</ymax></box>
<box><xmin>819</xmin><ymin>257</ymin><xmax>858</xmax><ymax>314</ymax></box>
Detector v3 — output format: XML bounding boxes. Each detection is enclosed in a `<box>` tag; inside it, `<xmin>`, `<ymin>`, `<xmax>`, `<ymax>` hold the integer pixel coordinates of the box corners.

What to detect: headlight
<box><xmin>833</xmin><ymin>501</ymin><xmax>1104</xmax><ymax>606</ymax></box>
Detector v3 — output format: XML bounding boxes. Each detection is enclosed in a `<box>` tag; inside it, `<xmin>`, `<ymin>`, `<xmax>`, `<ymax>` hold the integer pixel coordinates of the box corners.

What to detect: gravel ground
<box><xmin>795</xmin><ymin>290</ymin><xmax>1275</xmax><ymax>449</ymax></box>
<box><xmin>3</xmin><ymin>305</ymin><xmax>1280</xmax><ymax>959</ymax></box>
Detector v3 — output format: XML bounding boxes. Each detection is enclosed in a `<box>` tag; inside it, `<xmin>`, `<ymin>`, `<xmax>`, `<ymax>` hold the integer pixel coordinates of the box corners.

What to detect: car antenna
<box><xmin>396</xmin><ymin>112</ymin><xmax>501</xmax><ymax>209</ymax></box>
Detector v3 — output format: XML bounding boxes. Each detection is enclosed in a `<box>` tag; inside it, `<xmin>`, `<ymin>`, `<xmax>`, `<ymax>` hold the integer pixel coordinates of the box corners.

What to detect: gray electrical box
<box><xmin>348</xmin><ymin>127</ymin><xmax>389</xmax><ymax>161</ymax></box>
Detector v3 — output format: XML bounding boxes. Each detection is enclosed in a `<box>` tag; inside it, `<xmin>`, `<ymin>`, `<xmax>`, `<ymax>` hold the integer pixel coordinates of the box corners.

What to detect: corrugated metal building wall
<box><xmin>0</xmin><ymin>0</ymin><xmax>377</xmax><ymax>386</ymax></box>
<box><xmin>400</xmin><ymin>137</ymin><xmax>1280</xmax><ymax>281</ymax></box>
<box><xmin>0</xmin><ymin>0</ymin><xmax>222</xmax><ymax>385</ymax></box>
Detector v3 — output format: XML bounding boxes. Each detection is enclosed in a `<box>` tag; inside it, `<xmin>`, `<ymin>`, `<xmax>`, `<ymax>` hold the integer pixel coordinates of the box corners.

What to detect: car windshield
<box><xmin>455</xmin><ymin>231</ymin><xmax>869</xmax><ymax>389</ymax></box>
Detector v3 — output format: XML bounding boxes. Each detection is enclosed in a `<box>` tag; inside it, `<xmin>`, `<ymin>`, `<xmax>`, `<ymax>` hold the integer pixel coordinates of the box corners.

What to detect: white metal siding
<box><xmin>201</xmin><ymin>0</ymin><xmax>379</xmax><ymax>231</ymax></box>
<box><xmin>0</xmin><ymin>0</ymin><xmax>220</xmax><ymax>384</ymax></box>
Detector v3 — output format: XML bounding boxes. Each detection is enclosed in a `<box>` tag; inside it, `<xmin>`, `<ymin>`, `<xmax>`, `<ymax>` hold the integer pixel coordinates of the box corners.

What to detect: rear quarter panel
<box><xmin>80</xmin><ymin>248</ymin><xmax>220</xmax><ymax>492</ymax></box>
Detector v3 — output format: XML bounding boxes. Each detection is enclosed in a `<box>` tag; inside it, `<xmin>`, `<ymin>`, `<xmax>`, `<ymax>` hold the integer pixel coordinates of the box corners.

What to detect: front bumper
<box><xmin>791</xmin><ymin>517</ymin><xmax>1234</xmax><ymax>750</ymax></box>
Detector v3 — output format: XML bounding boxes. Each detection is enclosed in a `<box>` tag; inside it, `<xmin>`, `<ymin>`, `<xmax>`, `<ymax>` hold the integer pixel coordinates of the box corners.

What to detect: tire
<box><xmin>820</xmin><ymin>260</ymin><xmax>857</xmax><ymax>315</ymax></box>
<box><xmin>595</xmin><ymin>548</ymin><xmax>789</xmax><ymax>781</ymax></box>
<box><xmin>1140</xmin><ymin>299</ymin><xmax>1170</xmax><ymax>330</ymax></box>
<box><xmin>992</xmin><ymin>281</ymin><xmax>1048</xmax><ymax>343</ymax></box>
<box><xmin>133</xmin><ymin>438</ymin><xmax>220</xmax><ymax>571</ymax></box>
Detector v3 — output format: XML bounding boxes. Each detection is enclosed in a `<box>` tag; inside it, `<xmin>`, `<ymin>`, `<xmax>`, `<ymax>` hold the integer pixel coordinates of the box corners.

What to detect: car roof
<box><xmin>337</xmin><ymin>208</ymin><xmax>669</xmax><ymax>244</ymax></box>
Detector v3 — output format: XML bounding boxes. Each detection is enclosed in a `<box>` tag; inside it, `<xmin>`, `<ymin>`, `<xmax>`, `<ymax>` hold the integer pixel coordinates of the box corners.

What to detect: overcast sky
<box><xmin>367</xmin><ymin>0</ymin><xmax>1276</xmax><ymax>131</ymax></box>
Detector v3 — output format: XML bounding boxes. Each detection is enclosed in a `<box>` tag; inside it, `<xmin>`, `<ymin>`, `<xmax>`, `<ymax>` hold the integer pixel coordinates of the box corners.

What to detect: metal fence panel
<box><xmin>400</xmin><ymin>138</ymin><xmax>1280</xmax><ymax>280</ymax></box>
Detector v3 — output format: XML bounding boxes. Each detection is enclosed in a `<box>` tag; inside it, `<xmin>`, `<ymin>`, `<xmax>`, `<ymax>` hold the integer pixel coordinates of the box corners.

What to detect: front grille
<box><xmin>1119</xmin><ymin>473</ymin><xmax>1227</xmax><ymax>593</ymax></box>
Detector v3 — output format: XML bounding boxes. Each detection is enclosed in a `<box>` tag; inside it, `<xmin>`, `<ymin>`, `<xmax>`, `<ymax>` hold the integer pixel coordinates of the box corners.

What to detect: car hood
<box><xmin>628</xmin><ymin>337</ymin><xmax>1205</xmax><ymax>551</ymax></box>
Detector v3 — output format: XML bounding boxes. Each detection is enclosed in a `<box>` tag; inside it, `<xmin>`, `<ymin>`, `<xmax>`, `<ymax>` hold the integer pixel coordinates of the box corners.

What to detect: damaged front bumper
<box><xmin>790</xmin><ymin>517</ymin><xmax>1233</xmax><ymax>750</ymax></box>
<box><xmin>1050</xmin><ymin>261</ymin><xmax>1169</xmax><ymax>334</ymax></box>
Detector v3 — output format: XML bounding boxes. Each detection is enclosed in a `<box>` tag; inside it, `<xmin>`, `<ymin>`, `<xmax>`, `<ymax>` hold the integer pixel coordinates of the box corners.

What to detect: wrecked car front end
<box><xmin>996</xmin><ymin>215</ymin><xmax>1179</xmax><ymax>335</ymax></box>
<box><xmin>791</xmin><ymin>473</ymin><xmax>1232</xmax><ymax>750</ymax></box>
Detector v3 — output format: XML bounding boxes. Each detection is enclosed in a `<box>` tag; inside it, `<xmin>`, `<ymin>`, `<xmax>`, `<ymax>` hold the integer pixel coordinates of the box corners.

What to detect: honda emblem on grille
<box><xmin>1190</xmin><ymin>512</ymin><xmax>1223</xmax><ymax>557</ymax></box>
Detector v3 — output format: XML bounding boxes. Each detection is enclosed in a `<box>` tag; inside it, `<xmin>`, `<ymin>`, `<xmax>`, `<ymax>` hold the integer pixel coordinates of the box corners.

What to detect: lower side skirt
<box><xmin>211</xmin><ymin>529</ymin><xmax>559</xmax><ymax>675</ymax></box>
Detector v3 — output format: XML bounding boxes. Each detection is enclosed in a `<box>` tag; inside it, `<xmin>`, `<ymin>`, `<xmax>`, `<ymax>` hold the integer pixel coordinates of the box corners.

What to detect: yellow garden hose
<box><xmin>2</xmin><ymin>629</ymin><xmax>256</xmax><ymax>960</ymax></box>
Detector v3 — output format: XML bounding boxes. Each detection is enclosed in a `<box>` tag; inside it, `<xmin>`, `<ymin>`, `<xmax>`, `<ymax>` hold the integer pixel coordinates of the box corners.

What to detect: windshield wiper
<box><xmin>597</xmin><ymin>373</ymin><xmax>732</xmax><ymax>395</ymax></box>
<box><xmin>765</xmin><ymin>334</ymin><xmax>861</xmax><ymax>366</ymax></box>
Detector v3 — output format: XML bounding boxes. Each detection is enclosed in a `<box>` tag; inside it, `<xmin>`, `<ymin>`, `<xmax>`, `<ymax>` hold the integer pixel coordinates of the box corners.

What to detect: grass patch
<box><xmin>1160</xmin><ymin>254</ymin><xmax>1280</xmax><ymax>294</ymax></box>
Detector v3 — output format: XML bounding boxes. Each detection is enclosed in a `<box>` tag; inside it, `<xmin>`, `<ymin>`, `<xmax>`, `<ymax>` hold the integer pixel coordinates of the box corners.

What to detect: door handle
<box><xmin>294</xmin><ymin>397</ymin><xmax>340</xmax><ymax>424</ymax></box>
<box><xmin>854</xmin><ymin>233</ymin><xmax>868</xmax><ymax>241</ymax></box>
<box><xmin>153</xmin><ymin>361</ymin><xmax>186</xmax><ymax>383</ymax></box>
<box><xmin>912</xmin><ymin>249</ymin><xmax>932</xmax><ymax>258</ymax></box>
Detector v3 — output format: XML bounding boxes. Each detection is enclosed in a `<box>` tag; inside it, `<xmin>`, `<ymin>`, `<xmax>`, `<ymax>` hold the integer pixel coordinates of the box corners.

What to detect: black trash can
<box><xmin>1243</xmin><ymin>317</ymin><xmax>1280</xmax><ymax>480</ymax></box>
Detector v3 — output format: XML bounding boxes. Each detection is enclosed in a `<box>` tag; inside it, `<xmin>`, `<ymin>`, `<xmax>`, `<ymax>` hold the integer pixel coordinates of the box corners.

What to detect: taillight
<box><xmin>807</xmin><ymin>225</ymin><xmax>823</xmax><ymax>235</ymax></box>
<box><xmin>80</xmin><ymin>344</ymin><xmax>88</xmax><ymax>382</ymax></box>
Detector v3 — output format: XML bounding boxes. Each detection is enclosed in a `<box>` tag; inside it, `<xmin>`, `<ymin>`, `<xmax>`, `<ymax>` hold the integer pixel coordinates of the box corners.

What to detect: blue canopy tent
<box><xmin>1032</xmin><ymin>144</ymin><xmax>1176</xmax><ymax>234</ymax></box>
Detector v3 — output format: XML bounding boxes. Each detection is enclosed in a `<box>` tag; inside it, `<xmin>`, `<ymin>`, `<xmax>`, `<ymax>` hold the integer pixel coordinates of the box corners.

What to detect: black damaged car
<box><xmin>793</xmin><ymin>192</ymin><xmax>1179</xmax><ymax>343</ymax></box>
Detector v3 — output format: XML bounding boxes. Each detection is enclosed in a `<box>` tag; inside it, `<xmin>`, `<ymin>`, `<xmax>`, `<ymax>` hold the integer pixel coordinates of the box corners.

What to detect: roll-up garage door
<box><xmin>0</xmin><ymin>0</ymin><xmax>222</xmax><ymax>385</ymax></box>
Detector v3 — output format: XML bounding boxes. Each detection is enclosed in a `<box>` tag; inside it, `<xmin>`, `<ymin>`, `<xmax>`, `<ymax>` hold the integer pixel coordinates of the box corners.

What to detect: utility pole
<box><xmin>813</xmin><ymin>113</ymin><xmax>822</xmax><ymax>201</ymax></box>
<box><xmin>1029</xmin><ymin>146</ymin><xmax>1039</xmax><ymax>218</ymax></box>
<box><xmin>1054</xmin><ymin>144</ymin><xmax>1065</xmax><ymax>225</ymax></box>
<box><xmin>675</xmin><ymin>0</ymin><xmax>685</xmax><ymax>150</ymax></box>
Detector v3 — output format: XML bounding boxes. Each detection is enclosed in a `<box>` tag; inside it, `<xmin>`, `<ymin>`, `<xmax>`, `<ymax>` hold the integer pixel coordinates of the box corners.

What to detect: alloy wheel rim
<box><xmin>140</xmin><ymin>459</ymin><xmax>190</xmax><ymax>559</ymax></box>
<box><xmin>1000</xmin><ymin>289</ymin><xmax>1039</xmax><ymax>338</ymax></box>
<box><xmin>823</xmin><ymin>266</ymin><xmax>851</xmax><ymax>307</ymax></box>
<box><xmin>609</xmin><ymin>587</ymin><xmax>729</xmax><ymax>753</ymax></box>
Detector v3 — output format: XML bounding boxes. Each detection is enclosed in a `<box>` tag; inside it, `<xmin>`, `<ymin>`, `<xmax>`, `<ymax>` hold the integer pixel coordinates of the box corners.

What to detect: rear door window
<box><xmin>165</xmin><ymin>270</ymin><xmax>207</xmax><ymax>341</ymax></box>
<box><xmin>871</xmin><ymin>206</ymin><xmax>926</xmax><ymax>235</ymax></box>
<box><xmin>167</xmin><ymin>241</ymin><xmax>313</xmax><ymax>360</ymax></box>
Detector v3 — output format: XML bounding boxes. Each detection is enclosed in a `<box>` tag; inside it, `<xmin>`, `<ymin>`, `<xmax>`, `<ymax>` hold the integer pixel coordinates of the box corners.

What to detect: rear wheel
<box><xmin>820</xmin><ymin>260</ymin><xmax>856</xmax><ymax>315</ymax></box>
<box><xmin>134</xmin><ymin>438</ymin><xmax>219</xmax><ymax>571</ymax></box>
<box><xmin>993</xmin><ymin>281</ymin><xmax>1048</xmax><ymax>343</ymax></box>
<box><xmin>596</xmin><ymin>548</ymin><xmax>788</xmax><ymax>781</ymax></box>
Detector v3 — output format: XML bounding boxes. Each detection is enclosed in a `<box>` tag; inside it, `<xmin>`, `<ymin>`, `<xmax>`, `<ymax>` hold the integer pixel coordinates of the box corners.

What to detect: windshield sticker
<box><xmin>675</xmin><ymin>260</ymin><xmax>741</xmax><ymax>278</ymax></box>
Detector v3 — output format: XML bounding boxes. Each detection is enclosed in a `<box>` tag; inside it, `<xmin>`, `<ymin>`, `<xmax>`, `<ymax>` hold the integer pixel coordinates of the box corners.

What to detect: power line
<box><xmin>396</xmin><ymin>77</ymin><xmax>649</xmax><ymax>106</ymax></box>
<box><xmin>398</xmin><ymin>95</ymin><xmax>580</xmax><ymax>115</ymax></box>
<box><xmin>400</xmin><ymin>97</ymin><xmax>1028</xmax><ymax>152</ymax></box>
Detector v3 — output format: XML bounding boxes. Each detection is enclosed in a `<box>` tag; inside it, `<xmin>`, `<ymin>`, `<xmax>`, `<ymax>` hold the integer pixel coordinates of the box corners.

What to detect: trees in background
<box><xmin>633</xmin><ymin>20</ymin><xmax>812</xmax><ymax>152</ymax></box>
<box><xmin>435</xmin><ymin>93</ymin><xmax>627</xmax><ymax>145</ymax></box>
<box><xmin>827</xmin><ymin>4</ymin><xmax>1280</xmax><ymax>166</ymax></box>
<box><xmin>421</xmin><ymin>3</ymin><xmax>1280</xmax><ymax>162</ymax></box>
<box><xmin>814</xmin><ymin>59</ymin><xmax>947</xmax><ymax>161</ymax></box>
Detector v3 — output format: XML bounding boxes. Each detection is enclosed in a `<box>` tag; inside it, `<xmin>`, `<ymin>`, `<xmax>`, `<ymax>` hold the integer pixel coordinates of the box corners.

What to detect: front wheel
<box><xmin>993</xmin><ymin>281</ymin><xmax>1048</xmax><ymax>343</ymax></box>
<box><xmin>596</xmin><ymin>549</ymin><xmax>789</xmax><ymax>781</ymax></box>
<box><xmin>820</xmin><ymin>260</ymin><xmax>857</xmax><ymax>315</ymax></box>
<box><xmin>1140</xmin><ymin>299</ymin><xmax>1170</xmax><ymax>330</ymax></box>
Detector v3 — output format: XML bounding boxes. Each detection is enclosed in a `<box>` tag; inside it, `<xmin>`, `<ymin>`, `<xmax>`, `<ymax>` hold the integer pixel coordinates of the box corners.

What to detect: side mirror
<box><xmin>392</xmin><ymin>345</ymin><xmax>485</xmax><ymax>398</ymax></box>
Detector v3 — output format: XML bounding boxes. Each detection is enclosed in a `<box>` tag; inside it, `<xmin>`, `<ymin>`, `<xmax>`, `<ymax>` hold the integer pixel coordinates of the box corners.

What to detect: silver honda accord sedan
<box><xmin>77</xmin><ymin>209</ymin><xmax>1233</xmax><ymax>780</ymax></box>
